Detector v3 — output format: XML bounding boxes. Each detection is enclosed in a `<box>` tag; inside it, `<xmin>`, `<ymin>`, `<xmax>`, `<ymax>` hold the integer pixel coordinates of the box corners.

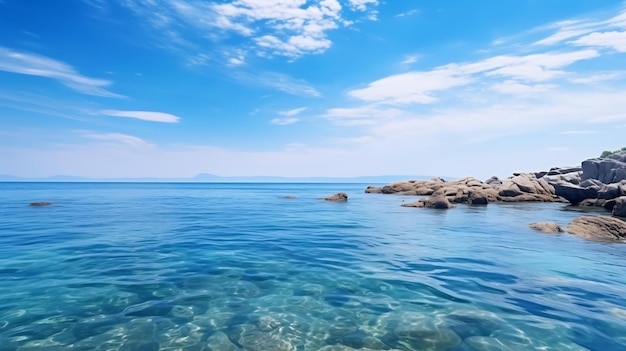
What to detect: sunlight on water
<box><xmin>1</xmin><ymin>182</ymin><xmax>625</xmax><ymax>351</ymax></box>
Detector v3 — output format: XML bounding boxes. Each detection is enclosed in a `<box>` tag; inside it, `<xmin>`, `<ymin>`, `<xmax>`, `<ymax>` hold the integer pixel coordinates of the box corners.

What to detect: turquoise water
<box><xmin>1</xmin><ymin>182</ymin><xmax>625</xmax><ymax>351</ymax></box>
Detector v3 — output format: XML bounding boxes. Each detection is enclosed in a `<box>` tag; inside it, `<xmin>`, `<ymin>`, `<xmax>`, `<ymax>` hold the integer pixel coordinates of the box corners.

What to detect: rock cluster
<box><xmin>544</xmin><ymin>151</ymin><xmax>626</xmax><ymax>216</ymax></box>
<box><xmin>367</xmin><ymin>151</ymin><xmax>626</xmax><ymax>218</ymax></box>
<box><xmin>529</xmin><ymin>217</ymin><xmax>626</xmax><ymax>241</ymax></box>
<box><xmin>368</xmin><ymin>173</ymin><xmax>562</xmax><ymax>208</ymax></box>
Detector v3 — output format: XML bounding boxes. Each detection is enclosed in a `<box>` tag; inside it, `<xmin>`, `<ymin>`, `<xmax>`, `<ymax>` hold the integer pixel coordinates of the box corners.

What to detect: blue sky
<box><xmin>1</xmin><ymin>0</ymin><xmax>625</xmax><ymax>179</ymax></box>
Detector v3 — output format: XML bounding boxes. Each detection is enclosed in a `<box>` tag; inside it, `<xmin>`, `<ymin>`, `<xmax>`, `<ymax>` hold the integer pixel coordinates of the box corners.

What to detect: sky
<box><xmin>1</xmin><ymin>0</ymin><xmax>625</xmax><ymax>180</ymax></box>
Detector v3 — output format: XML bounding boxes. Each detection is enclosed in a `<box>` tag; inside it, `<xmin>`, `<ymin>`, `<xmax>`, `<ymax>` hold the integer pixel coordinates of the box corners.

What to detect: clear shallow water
<box><xmin>0</xmin><ymin>182</ymin><xmax>625</xmax><ymax>351</ymax></box>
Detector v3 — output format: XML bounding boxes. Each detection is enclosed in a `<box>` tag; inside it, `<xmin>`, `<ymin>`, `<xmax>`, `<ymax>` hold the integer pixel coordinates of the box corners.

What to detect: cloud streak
<box><xmin>79</xmin><ymin>131</ymin><xmax>151</xmax><ymax>147</ymax></box>
<box><xmin>0</xmin><ymin>47</ymin><xmax>121</xmax><ymax>97</ymax></box>
<box><xmin>99</xmin><ymin>110</ymin><xmax>181</xmax><ymax>123</ymax></box>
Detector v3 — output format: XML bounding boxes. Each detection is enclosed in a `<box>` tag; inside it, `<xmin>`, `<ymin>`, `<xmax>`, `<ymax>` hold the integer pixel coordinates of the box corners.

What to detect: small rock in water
<box><xmin>324</xmin><ymin>192</ymin><xmax>348</xmax><ymax>202</ymax></box>
<box><xmin>283</xmin><ymin>195</ymin><xmax>297</xmax><ymax>199</ymax></box>
<box><xmin>29</xmin><ymin>201</ymin><xmax>52</xmax><ymax>207</ymax></box>
<box><xmin>529</xmin><ymin>222</ymin><xmax>563</xmax><ymax>233</ymax></box>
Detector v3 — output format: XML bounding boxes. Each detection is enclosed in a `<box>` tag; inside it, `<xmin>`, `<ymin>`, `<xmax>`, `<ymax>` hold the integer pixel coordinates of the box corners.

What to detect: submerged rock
<box><xmin>206</xmin><ymin>331</ymin><xmax>239</xmax><ymax>351</ymax></box>
<box><xmin>529</xmin><ymin>222</ymin><xmax>563</xmax><ymax>233</ymax></box>
<box><xmin>29</xmin><ymin>201</ymin><xmax>52</xmax><ymax>207</ymax></box>
<box><xmin>324</xmin><ymin>193</ymin><xmax>348</xmax><ymax>202</ymax></box>
<box><xmin>566</xmin><ymin>216</ymin><xmax>626</xmax><ymax>241</ymax></box>
<box><xmin>402</xmin><ymin>194</ymin><xmax>455</xmax><ymax>209</ymax></box>
<box><xmin>282</xmin><ymin>195</ymin><xmax>297</xmax><ymax>199</ymax></box>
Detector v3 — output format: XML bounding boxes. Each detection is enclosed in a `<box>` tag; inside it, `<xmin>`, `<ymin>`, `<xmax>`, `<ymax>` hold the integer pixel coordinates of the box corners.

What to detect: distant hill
<box><xmin>0</xmin><ymin>173</ymin><xmax>438</xmax><ymax>183</ymax></box>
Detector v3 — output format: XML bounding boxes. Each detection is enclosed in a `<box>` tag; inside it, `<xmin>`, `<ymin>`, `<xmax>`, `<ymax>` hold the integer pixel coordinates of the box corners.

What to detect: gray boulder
<box><xmin>550</xmin><ymin>182</ymin><xmax>599</xmax><ymax>205</ymax></box>
<box><xmin>597</xmin><ymin>182</ymin><xmax>624</xmax><ymax>200</ymax></box>
<box><xmin>546</xmin><ymin>166</ymin><xmax>582</xmax><ymax>176</ymax></box>
<box><xmin>582</xmin><ymin>152</ymin><xmax>626</xmax><ymax>184</ymax></box>
<box><xmin>613</xmin><ymin>196</ymin><xmax>626</xmax><ymax>217</ymax></box>
<box><xmin>566</xmin><ymin>216</ymin><xmax>626</xmax><ymax>241</ymax></box>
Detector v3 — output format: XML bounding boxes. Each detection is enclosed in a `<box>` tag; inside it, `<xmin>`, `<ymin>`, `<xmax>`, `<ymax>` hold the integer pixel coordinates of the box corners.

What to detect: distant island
<box><xmin>0</xmin><ymin>173</ymin><xmax>440</xmax><ymax>184</ymax></box>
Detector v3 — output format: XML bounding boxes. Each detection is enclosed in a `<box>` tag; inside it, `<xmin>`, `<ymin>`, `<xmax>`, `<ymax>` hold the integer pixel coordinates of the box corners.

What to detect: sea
<box><xmin>0</xmin><ymin>182</ymin><xmax>625</xmax><ymax>351</ymax></box>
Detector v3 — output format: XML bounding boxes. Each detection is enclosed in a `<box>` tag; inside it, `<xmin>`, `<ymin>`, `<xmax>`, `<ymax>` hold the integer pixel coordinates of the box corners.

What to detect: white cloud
<box><xmin>348</xmin><ymin>70</ymin><xmax>471</xmax><ymax>104</ymax></box>
<box><xmin>186</xmin><ymin>53</ymin><xmax>211</xmax><ymax>67</ymax></box>
<box><xmin>227</xmin><ymin>55</ymin><xmax>245</xmax><ymax>66</ymax></box>
<box><xmin>348</xmin><ymin>0</ymin><xmax>378</xmax><ymax>11</ymax></box>
<box><xmin>99</xmin><ymin>110</ymin><xmax>180</xmax><ymax>123</ymax></box>
<box><xmin>270</xmin><ymin>106</ymin><xmax>307</xmax><ymax>125</ymax></box>
<box><xmin>396</xmin><ymin>9</ymin><xmax>419</xmax><ymax>18</ymax></box>
<box><xmin>491</xmin><ymin>80</ymin><xmax>555</xmax><ymax>95</ymax></box>
<box><xmin>400</xmin><ymin>54</ymin><xmax>420</xmax><ymax>65</ymax></box>
<box><xmin>79</xmin><ymin>131</ymin><xmax>151</xmax><ymax>147</ymax></box>
<box><xmin>0</xmin><ymin>46</ymin><xmax>120</xmax><ymax>97</ymax></box>
<box><xmin>571</xmin><ymin>30</ymin><xmax>626</xmax><ymax>52</ymax></box>
<box><xmin>569</xmin><ymin>71</ymin><xmax>626</xmax><ymax>84</ymax></box>
<box><xmin>348</xmin><ymin>49</ymin><xmax>598</xmax><ymax>105</ymax></box>
<box><xmin>532</xmin><ymin>8</ymin><xmax>626</xmax><ymax>47</ymax></box>
<box><xmin>534</xmin><ymin>29</ymin><xmax>589</xmax><ymax>46</ymax></box>
<box><xmin>107</xmin><ymin>0</ymin><xmax>379</xmax><ymax>59</ymax></box>
<box><xmin>279</xmin><ymin>107</ymin><xmax>308</xmax><ymax>117</ymax></box>
<box><xmin>271</xmin><ymin>117</ymin><xmax>299</xmax><ymax>125</ymax></box>
<box><xmin>233</xmin><ymin>71</ymin><xmax>321</xmax><ymax>97</ymax></box>
<box><xmin>324</xmin><ymin>105</ymin><xmax>403</xmax><ymax>125</ymax></box>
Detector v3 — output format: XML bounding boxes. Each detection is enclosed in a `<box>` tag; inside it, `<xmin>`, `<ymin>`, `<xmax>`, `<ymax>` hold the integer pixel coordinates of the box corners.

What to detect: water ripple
<box><xmin>0</xmin><ymin>182</ymin><xmax>625</xmax><ymax>350</ymax></box>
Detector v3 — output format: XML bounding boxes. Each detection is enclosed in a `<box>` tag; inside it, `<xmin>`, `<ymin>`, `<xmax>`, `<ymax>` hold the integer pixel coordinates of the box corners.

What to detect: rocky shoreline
<box><xmin>365</xmin><ymin>151</ymin><xmax>626</xmax><ymax>241</ymax></box>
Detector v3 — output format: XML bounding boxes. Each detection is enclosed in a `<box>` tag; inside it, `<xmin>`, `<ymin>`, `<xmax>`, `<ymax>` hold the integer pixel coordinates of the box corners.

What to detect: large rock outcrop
<box><xmin>539</xmin><ymin>152</ymin><xmax>626</xmax><ymax>207</ymax></box>
<box><xmin>565</xmin><ymin>216</ymin><xmax>626</xmax><ymax>241</ymax></box>
<box><xmin>582</xmin><ymin>152</ymin><xmax>626</xmax><ymax>184</ymax></box>
<box><xmin>368</xmin><ymin>174</ymin><xmax>562</xmax><ymax>208</ymax></box>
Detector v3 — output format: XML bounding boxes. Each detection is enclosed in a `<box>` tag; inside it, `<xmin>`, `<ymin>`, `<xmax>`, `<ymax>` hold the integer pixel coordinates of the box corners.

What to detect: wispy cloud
<box><xmin>270</xmin><ymin>106</ymin><xmax>308</xmax><ymax>125</ymax></box>
<box><xmin>396</xmin><ymin>9</ymin><xmax>419</xmax><ymax>18</ymax></box>
<box><xmin>99</xmin><ymin>109</ymin><xmax>180</xmax><ymax>123</ymax></box>
<box><xmin>280</xmin><ymin>107</ymin><xmax>308</xmax><ymax>117</ymax></box>
<box><xmin>348</xmin><ymin>49</ymin><xmax>598</xmax><ymax>104</ymax></box>
<box><xmin>400</xmin><ymin>54</ymin><xmax>420</xmax><ymax>65</ymax></box>
<box><xmin>0</xmin><ymin>46</ymin><xmax>121</xmax><ymax>97</ymax></box>
<box><xmin>79</xmin><ymin>131</ymin><xmax>152</xmax><ymax>147</ymax></box>
<box><xmin>271</xmin><ymin>117</ymin><xmax>299</xmax><ymax>125</ymax></box>
<box><xmin>233</xmin><ymin>71</ymin><xmax>321</xmax><ymax>97</ymax></box>
<box><xmin>571</xmin><ymin>31</ymin><xmax>626</xmax><ymax>52</ymax></box>
<box><xmin>533</xmin><ymin>7</ymin><xmax>626</xmax><ymax>47</ymax></box>
<box><xmin>324</xmin><ymin>105</ymin><xmax>403</xmax><ymax>125</ymax></box>
<box><xmin>0</xmin><ymin>91</ymin><xmax>95</xmax><ymax>121</ymax></box>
